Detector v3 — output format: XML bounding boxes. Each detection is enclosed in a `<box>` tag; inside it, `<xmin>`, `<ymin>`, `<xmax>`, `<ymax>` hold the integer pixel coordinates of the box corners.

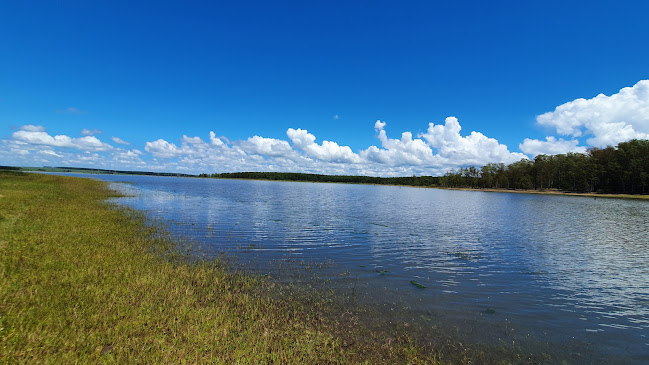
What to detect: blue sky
<box><xmin>2</xmin><ymin>0</ymin><xmax>648</xmax><ymax>176</ymax></box>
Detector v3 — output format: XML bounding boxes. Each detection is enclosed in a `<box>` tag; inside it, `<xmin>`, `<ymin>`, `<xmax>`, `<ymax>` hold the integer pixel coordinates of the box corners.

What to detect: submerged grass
<box><xmin>0</xmin><ymin>172</ymin><xmax>531</xmax><ymax>364</ymax></box>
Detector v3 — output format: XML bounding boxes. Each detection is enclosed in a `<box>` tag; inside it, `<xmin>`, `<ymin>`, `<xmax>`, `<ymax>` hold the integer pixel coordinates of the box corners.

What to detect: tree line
<box><xmin>439</xmin><ymin>139</ymin><xmax>649</xmax><ymax>194</ymax></box>
<box><xmin>200</xmin><ymin>171</ymin><xmax>439</xmax><ymax>187</ymax></box>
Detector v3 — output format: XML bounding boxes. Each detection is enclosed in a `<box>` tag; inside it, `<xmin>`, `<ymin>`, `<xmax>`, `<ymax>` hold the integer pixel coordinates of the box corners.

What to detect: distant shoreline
<box><xmin>205</xmin><ymin>176</ymin><xmax>649</xmax><ymax>200</ymax></box>
<box><xmin>5</xmin><ymin>165</ymin><xmax>649</xmax><ymax>200</ymax></box>
<box><xmin>8</xmin><ymin>165</ymin><xmax>196</xmax><ymax>178</ymax></box>
<box><xmin>436</xmin><ymin>186</ymin><xmax>649</xmax><ymax>200</ymax></box>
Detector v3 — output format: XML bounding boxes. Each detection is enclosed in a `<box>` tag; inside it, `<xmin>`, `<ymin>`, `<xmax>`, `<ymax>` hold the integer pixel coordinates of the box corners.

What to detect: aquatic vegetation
<box><xmin>375</xmin><ymin>269</ymin><xmax>391</xmax><ymax>275</ymax></box>
<box><xmin>411</xmin><ymin>280</ymin><xmax>427</xmax><ymax>289</ymax></box>
<box><xmin>419</xmin><ymin>314</ymin><xmax>434</xmax><ymax>323</ymax></box>
<box><xmin>445</xmin><ymin>251</ymin><xmax>482</xmax><ymax>261</ymax></box>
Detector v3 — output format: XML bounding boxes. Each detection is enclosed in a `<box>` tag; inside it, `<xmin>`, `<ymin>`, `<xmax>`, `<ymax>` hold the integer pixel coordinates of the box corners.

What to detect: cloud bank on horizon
<box><xmin>520</xmin><ymin>79</ymin><xmax>649</xmax><ymax>156</ymax></box>
<box><xmin>3</xmin><ymin>80</ymin><xmax>649</xmax><ymax>176</ymax></box>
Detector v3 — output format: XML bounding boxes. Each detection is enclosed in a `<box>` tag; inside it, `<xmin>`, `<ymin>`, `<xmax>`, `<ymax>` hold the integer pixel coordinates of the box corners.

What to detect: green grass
<box><xmin>0</xmin><ymin>172</ymin><xmax>530</xmax><ymax>363</ymax></box>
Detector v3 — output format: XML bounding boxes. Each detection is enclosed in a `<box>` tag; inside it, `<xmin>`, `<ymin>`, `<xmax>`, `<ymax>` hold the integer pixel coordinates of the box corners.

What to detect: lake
<box><xmin>67</xmin><ymin>173</ymin><xmax>649</xmax><ymax>363</ymax></box>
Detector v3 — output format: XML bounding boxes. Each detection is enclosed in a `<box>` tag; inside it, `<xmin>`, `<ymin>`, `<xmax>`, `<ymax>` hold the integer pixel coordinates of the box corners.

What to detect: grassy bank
<box><xmin>1</xmin><ymin>172</ymin><xmax>532</xmax><ymax>363</ymax></box>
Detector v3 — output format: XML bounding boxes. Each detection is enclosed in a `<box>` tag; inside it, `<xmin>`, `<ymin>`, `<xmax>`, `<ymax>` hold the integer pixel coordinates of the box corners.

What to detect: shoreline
<box><xmin>25</xmin><ymin>167</ymin><xmax>649</xmax><ymax>200</ymax></box>
<box><xmin>12</xmin><ymin>166</ymin><xmax>649</xmax><ymax>200</ymax></box>
<box><xmin>206</xmin><ymin>175</ymin><xmax>649</xmax><ymax>200</ymax></box>
<box><xmin>435</xmin><ymin>186</ymin><xmax>649</xmax><ymax>200</ymax></box>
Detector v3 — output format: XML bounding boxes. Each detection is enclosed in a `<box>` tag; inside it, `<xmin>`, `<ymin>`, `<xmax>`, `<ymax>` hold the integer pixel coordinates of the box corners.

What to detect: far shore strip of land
<box><xmin>6</xmin><ymin>165</ymin><xmax>648</xmax><ymax>200</ymax></box>
<box><xmin>435</xmin><ymin>186</ymin><xmax>649</xmax><ymax>200</ymax></box>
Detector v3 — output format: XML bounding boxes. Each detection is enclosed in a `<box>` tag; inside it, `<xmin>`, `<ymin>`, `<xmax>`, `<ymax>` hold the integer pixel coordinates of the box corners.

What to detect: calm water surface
<box><xmin>70</xmin><ymin>173</ymin><xmax>649</xmax><ymax>363</ymax></box>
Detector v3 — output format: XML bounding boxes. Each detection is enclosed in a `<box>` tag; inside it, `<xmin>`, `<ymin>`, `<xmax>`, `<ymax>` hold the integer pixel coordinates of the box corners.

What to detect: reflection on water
<box><xmin>68</xmin><ymin>173</ymin><xmax>649</xmax><ymax>363</ymax></box>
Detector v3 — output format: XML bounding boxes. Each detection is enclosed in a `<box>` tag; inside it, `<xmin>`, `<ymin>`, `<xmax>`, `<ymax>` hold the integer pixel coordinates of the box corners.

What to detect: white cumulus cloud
<box><xmin>180</xmin><ymin>135</ymin><xmax>209</xmax><ymax>147</ymax></box>
<box><xmin>361</xmin><ymin>118</ymin><xmax>525</xmax><ymax>169</ymax></box>
<box><xmin>1</xmin><ymin>125</ymin><xmax>146</xmax><ymax>170</ymax></box>
<box><xmin>20</xmin><ymin>125</ymin><xmax>46</xmax><ymax>132</ymax></box>
<box><xmin>536</xmin><ymin>79</ymin><xmax>649</xmax><ymax>147</ymax></box>
<box><xmin>240</xmin><ymin>136</ymin><xmax>294</xmax><ymax>157</ymax></box>
<box><xmin>360</xmin><ymin>121</ymin><xmax>436</xmax><ymax>166</ymax></box>
<box><xmin>519</xmin><ymin>136</ymin><xmax>586</xmax><ymax>157</ymax></box>
<box><xmin>420</xmin><ymin>117</ymin><xmax>527</xmax><ymax>166</ymax></box>
<box><xmin>209</xmin><ymin>131</ymin><xmax>225</xmax><ymax>146</ymax></box>
<box><xmin>12</xmin><ymin>126</ymin><xmax>112</xmax><ymax>151</ymax></box>
<box><xmin>144</xmin><ymin>139</ymin><xmax>184</xmax><ymax>158</ymax></box>
<box><xmin>287</xmin><ymin>128</ymin><xmax>361</xmax><ymax>163</ymax></box>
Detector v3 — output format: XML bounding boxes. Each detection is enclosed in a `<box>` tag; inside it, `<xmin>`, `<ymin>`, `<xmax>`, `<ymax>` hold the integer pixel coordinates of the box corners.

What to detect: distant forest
<box><xmin>204</xmin><ymin>139</ymin><xmax>649</xmax><ymax>195</ymax></box>
<box><xmin>439</xmin><ymin>139</ymin><xmax>649</xmax><ymax>194</ymax></box>
<box><xmin>201</xmin><ymin>171</ymin><xmax>438</xmax><ymax>187</ymax></box>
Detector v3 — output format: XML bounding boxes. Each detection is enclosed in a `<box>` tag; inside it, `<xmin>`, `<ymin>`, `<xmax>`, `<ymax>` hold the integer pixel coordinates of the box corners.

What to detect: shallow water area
<box><xmin>61</xmin><ymin>173</ymin><xmax>649</xmax><ymax>363</ymax></box>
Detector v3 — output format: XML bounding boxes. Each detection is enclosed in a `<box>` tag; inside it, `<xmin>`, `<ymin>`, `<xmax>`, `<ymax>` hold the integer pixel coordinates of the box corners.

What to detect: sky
<box><xmin>1</xmin><ymin>0</ymin><xmax>648</xmax><ymax>176</ymax></box>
